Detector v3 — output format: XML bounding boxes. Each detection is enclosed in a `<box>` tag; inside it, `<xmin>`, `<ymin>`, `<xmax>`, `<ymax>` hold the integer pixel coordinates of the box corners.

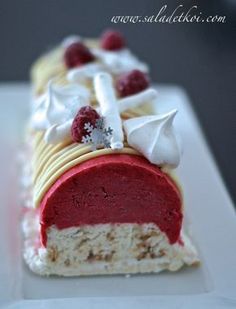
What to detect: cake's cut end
<box><xmin>40</xmin><ymin>154</ymin><xmax>183</xmax><ymax>247</ymax></box>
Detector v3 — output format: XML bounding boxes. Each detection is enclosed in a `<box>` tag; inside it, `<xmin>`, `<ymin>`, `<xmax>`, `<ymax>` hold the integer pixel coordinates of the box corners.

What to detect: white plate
<box><xmin>0</xmin><ymin>83</ymin><xmax>235</xmax><ymax>308</ymax></box>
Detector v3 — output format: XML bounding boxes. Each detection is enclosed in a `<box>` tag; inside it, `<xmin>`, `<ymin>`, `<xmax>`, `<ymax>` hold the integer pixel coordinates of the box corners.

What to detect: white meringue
<box><xmin>44</xmin><ymin>119</ymin><xmax>73</xmax><ymax>144</ymax></box>
<box><xmin>123</xmin><ymin>110</ymin><xmax>181</xmax><ymax>168</ymax></box>
<box><xmin>31</xmin><ymin>81</ymin><xmax>90</xmax><ymax>143</ymax></box>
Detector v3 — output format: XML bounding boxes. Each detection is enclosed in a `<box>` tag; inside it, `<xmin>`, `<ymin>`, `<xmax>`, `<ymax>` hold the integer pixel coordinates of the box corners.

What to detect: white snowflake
<box><xmin>81</xmin><ymin>118</ymin><xmax>113</xmax><ymax>150</ymax></box>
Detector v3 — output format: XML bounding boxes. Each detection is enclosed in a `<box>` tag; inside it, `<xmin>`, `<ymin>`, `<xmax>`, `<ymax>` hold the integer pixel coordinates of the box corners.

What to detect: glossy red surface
<box><xmin>40</xmin><ymin>154</ymin><xmax>182</xmax><ymax>246</ymax></box>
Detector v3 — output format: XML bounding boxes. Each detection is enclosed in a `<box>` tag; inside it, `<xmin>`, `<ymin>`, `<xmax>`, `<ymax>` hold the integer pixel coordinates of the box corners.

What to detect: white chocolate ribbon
<box><xmin>94</xmin><ymin>72</ymin><xmax>124</xmax><ymax>149</ymax></box>
<box><xmin>67</xmin><ymin>63</ymin><xmax>105</xmax><ymax>83</ymax></box>
<box><xmin>93</xmin><ymin>48</ymin><xmax>149</xmax><ymax>74</ymax></box>
<box><xmin>118</xmin><ymin>88</ymin><xmax>157</xmax><ymax>112</ymax></box>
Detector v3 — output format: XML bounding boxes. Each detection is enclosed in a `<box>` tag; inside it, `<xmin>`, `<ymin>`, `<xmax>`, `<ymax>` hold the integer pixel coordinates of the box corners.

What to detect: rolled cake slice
<box><xmin>22</xmin><ymin>31</ymin><xmax>199</xmax><ymax>276</ymax></box>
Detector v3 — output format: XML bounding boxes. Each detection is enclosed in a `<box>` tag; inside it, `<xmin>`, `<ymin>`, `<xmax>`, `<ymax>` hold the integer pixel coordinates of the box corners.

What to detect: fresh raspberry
<box><xmin>64</xmin><ymin>42</ymin><xmax>95</xmax><ymax>69</ymax></box>
<box><xmin>116</xmin><ymin>70</ymin><xmax>149</xmax><ymax>97</ymax></box>
<box><xmin>101</xmin><ymin>29</ymin><xmax>125</xmax><ymax>51</ymax></box>
<box><xmin>71</xmin><ymin>106</ymin><xmax>100</xmax><ymax>143</ymax></box>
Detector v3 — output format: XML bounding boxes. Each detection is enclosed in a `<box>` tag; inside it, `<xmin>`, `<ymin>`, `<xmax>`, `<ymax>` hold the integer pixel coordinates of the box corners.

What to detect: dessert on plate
<box><xmin>22</xmin><ymin>29</ymin><xmax>199</xmax><ymax>276</ymax></box>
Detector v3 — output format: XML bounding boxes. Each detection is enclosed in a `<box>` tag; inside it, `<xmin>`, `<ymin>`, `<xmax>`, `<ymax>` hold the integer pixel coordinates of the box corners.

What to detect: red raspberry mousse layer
<box><xmin>40</xmin><ymin>155</ymin><xmax>182</xmax><ymax>247</ymax></box>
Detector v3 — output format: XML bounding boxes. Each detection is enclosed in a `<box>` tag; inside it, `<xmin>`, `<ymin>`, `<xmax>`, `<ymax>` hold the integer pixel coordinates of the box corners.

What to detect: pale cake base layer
<box><xmin>22</xmin><ymin>210</ymin><xmax>199</xmax><ymax>276</ymax></box>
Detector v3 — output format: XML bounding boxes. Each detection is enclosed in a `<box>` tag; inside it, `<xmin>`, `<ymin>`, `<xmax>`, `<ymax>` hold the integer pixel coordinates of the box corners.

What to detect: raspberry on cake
<box><xmin>64</xmin><ymin>42</ymin><xmax>95</xmax><ymax>68</ymax></box>
<box><xmin>116</xmin><ymin>70</ymin><xmax>150</xmax><ymax>97</ymax></box>
<box><xmin>100</xmin><ymin>29</ymin><xmax>126</xmax><ymax>51</ymax></box>
<box><xmin>22</xmin><ymin>30</ymin><xmax>199</xmax><ymax>276</ymax></box>
<box><xmin>71</xmin><ymin>106</ymin><xmax>100</xmax><ymax>143</ymax></box>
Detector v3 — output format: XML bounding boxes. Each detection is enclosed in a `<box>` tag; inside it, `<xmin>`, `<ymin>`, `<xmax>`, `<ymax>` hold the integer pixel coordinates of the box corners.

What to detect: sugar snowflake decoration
<box><xmin>81</xmin><ymin>118</ymin><xmax>113</xmax><ymax>150</ymax></box>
